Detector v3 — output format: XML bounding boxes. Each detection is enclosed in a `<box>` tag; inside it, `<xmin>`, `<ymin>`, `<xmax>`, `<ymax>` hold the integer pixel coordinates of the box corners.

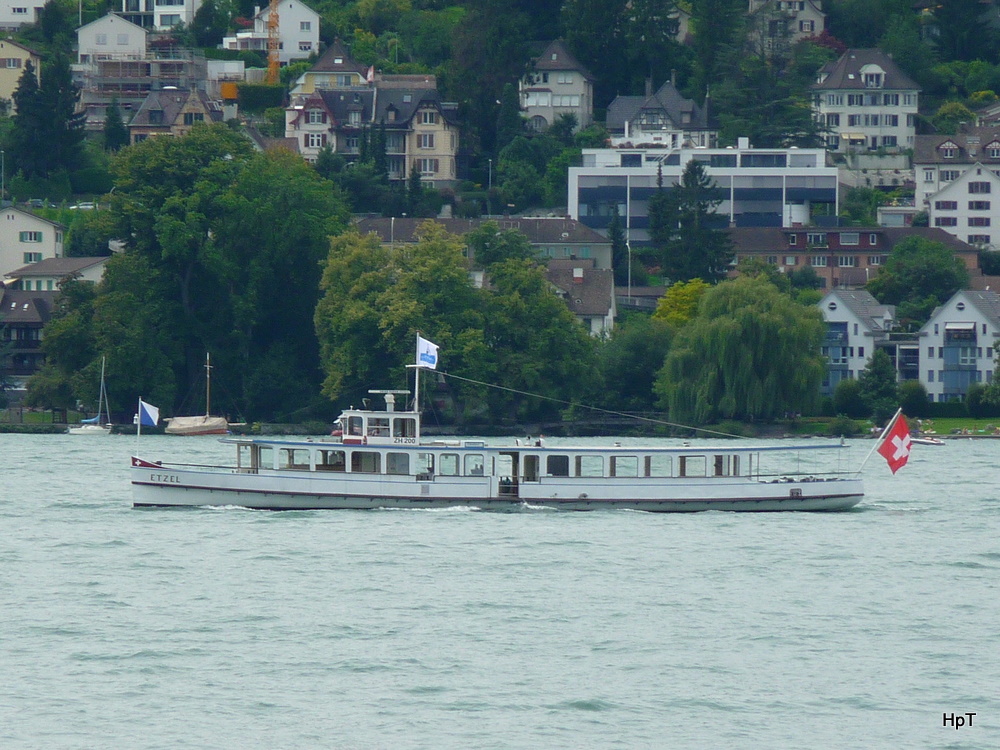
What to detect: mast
<box><xmin>205</xmin><ymin>352</ymin><xmax>212</xmax><ymax>418</ymax></box>
<box><xmin>98</xmin><ymin>356</ymin><xmax>108</xmax><ymax>425</ymax></box>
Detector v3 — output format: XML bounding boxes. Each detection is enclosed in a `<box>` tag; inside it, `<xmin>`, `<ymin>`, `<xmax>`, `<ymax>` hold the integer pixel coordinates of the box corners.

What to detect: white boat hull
<box><xmin>69</xmin><ymin>424</ymin><xmax>111</xmax><ymax>436</ymax></box>
<box><xmin>165</xmin><ymin>415</ymin><xmax>229</xmax><ymax>436</ymax></box>
<box><xmin>131</xmin><ymin>463</ymin><xmax>864</xmax><ymax>513</ymax></box>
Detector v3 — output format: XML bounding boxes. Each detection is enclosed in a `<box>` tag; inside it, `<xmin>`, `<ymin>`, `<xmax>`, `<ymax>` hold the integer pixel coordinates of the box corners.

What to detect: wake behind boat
<box><xmin>131</xmin><ymin>338</ymin><xmax>864</xmax><ymax>512</ymax></box>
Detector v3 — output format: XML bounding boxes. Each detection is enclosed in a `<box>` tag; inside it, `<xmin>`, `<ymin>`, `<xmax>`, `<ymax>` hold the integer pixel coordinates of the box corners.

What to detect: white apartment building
<box><xmin>568</xmin><ymin>139</ymin><xmax>838</xmax><ymax>245</ymax></box>
<box><xmin>812</xmin><ymin>48</ymin><xmax>919</xmax><ymax>152</ymax></box>
<box><xmin>925</xmin><ymin>164</ymin><xmax>1000</xmax><ymax>250</ymax></box>
<box><xmin>919</xmin><ymin>290</ymin><xmax>1000</xmax><ymax>402</ymax></box>
<box><xmin>118</xmin><ymin>0</ymin><xmax>201</xmax><ymax>30</ymax></box>
<box><xmin>0</xmin><ymin>207</ymin><xmax>64</xmax><ymax>278</ymax></box>
<box><xmin>221</xmin><ymin>0</ymin><xmax>320</xmax><ymax>65</ymax></box>
<box><xmin>519</xmin><ymin>40</ymin><xmax>594</xmax><ymax>133</ymax></box>
<box><xmin>77</xmin><ymin>14</ymin><xmax>147</xmax><ymax>65</ymax></box>
<box><xmin>0</xmin><ymin>0</ymin><xmax>43</xmax><ymax>30</ymax></box>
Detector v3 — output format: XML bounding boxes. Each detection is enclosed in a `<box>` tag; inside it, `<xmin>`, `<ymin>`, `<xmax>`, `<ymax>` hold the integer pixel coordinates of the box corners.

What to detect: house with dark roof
<box><xmin>289</xmin><ymin>39</ymin><xmax>369</xmax><ymax>97</ymax></box>
<box><xmin>817</xmin><ymin>289</ymin><xmax>906</xmax><ymax>397</ymax></box>
<box><xmin>128</xmin><ymin>88</ymin><xmax>222</xmax><ymax>144</ymax></box>
<box><xmin>0</xmin><ymin>288</ymin><xmax>56</xmax><ymax>391</ymax></box>
<box><xmin>220</xmin><ymin>0</ymin><xmax>319</xmax><ymax>64</ymax></box>
<box><xmin>728</xmin><ymin>226</ymin><xmax>980</xmax><ymax>289</ymax></box>
<box><xmin>812</xmin><ymin>48</ymin><xmax>919</xmax><ymax>152</ymax></box>
<box><xmin>919</xmin><ymin>290</ymin><xmax>1000</xmax><ymax>402</ymax></box>
<box><xmin>546</xmin><ymin>258</ymin><xmax>615</xmax><ymax>336</ymax></box>
<box><xmin>606</xmin><ymin>79</ymin><xmax>716</xmax><ymax>149</ymax></box>
<box><xmin>519</xmin><ymin>40</ymin><xmax>595</xmax><ymax>133</ymax></box>
<box><xmin>5</xmin><ymin>256</ymin><xmax>109</xmax><ymax>291</ymax></box>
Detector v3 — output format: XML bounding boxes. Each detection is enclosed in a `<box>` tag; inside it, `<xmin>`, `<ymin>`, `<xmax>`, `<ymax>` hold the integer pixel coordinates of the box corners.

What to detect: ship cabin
<box><xmin>336</xmin><ymin>389</ymin><xmax>420</xmax><ymax>446</ymax></box>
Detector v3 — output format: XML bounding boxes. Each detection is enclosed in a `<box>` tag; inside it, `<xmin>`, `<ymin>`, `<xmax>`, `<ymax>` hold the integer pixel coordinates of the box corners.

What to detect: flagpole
<box><xmin>136</xmin><ymin>396</ymin><xmax>142</xmax><ymax>452</ymax></box>
<box><xmin>857</xmin><ymin>406</ymin><xmax>903</xmax><ymax>474</ymax></box>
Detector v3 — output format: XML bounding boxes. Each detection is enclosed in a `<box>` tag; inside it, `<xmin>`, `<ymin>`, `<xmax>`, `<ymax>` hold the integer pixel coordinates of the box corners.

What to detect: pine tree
<box><xmin>11</xmin><ymin>60</ymin><xmax>47</xmax><ymax>178</ymax></box>
<box><xmin>103</xmin><ymin>98</ymin><xmax>130</xmax><ymax>152</ymax></box>
<box><xmin>42</xmin><ymin>53</ymin><xmax>86</xmax><ymax>174</ymax></box>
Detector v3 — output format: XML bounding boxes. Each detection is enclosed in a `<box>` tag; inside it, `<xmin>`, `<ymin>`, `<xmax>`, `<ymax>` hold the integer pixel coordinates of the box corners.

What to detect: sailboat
<box><xmin>69</xmin><ymin>357</ymin><xmax>112</xmax><ymax>436</ymax></box>
<box><xmin>164</xmin><ymin>352</ymin><xmax>229</xmax><ymax>436</ymax></box>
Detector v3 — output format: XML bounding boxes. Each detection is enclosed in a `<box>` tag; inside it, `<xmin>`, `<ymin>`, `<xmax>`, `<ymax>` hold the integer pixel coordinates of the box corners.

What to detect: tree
<box><xmin>689</xmin><ymin>0</ymin><xmax>745</xmax><ymax>98</ymax></box>
<box><xmin>596</xmin><ymin>315</ymin><xmax>672</xmax><ymax>411</ymax></box>
<box><xmin>655</xmin><ymin>275</ymin><xmax>826</xmax><ymax>423</ymax></box>
<box><xmin>103</xmin><ymin>98</ymin><xmax>130</xmax><ymax>152</ymax></box>
<box><xmin>857</xmin><ymin>349</ymin><xmax>898</xmax><ymax>424</ymax></box>
<box><xmin>465</xmin><ymin>221</ymin><xmax>534</xmax><ymax>268</ymax></box>
<box><xmin>495</xmin><ymin>82</ymin><xmax>523</xmax><ymax>153</ymax></box>
<box><xmin>561</xmin><ymin>0</ymin><xmax>628</xmax><ymax>108</ymax></box>
<box><xmin>932</xmin><ymin>101</ymin><xmax>977</xmax><ymax>134</ymax></box>
<box><xmin>866</xmin><ymin>236</ymin><xmax>969</xmax><ymax>328</ymax></box>
<box><xmin>833</xmin><ymin>378</ymin><xmax>867</xmax><ymax>419</ymax></box>
<box><xmin>10</xmin><ymin>60</ymin><xmax>46</xmax><ymax>178</ymax></box>
<box><xmin>652</xmin><ymin>278</ymin><xmax>710</xmax><ymax>328</ymax></box>
<box><xmin>607</xmin><ymin>205</ymin><xmax>629</xmax><ymax>285</ymax></box>
<box><xmin>898</xmin><ymin>379</ymin><xmax>930</xmax><ymax>418</ymax></box>
<box><xmin>932</xmin><ymin>0</ymin><xmax>999</xmax><ymax>62</ymax></box>
<box><xmin>647</xmin><ymin>160</ymin><xmax>733</xmax><ymax>283</ymax></box>
<box><xmin>191</xmin><ymin>0</ymin><xmax>229</xmax><ymax>47</ymax></box>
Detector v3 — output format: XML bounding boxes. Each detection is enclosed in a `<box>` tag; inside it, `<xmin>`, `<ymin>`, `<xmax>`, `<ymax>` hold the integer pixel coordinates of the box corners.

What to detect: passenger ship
<box><xmin>130</xmin><ymin>390</ymin><xmax>864</xmax><ymax>512</ymax></box>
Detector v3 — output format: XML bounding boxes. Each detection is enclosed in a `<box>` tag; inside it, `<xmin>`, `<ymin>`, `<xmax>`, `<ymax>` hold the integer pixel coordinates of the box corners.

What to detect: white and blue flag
<box><xmin>416</xmin><ymin>335</ymin><xmax>439</xmax><ymax>370</ymax></box>
<box><xmin>138</xmin><ymin>399</ymin><xmax>160</xmax><ymax>427</ymax></box>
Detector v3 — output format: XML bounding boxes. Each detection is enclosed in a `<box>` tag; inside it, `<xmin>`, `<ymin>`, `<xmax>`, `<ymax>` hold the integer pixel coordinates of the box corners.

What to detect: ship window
<box><xmin>576</xmin><ymin>455</ymin><xmax>604</xmax><ymax>477</ymax></box>
<box><xmin>347</xmin><ymin>416</ymin><xmax>363</xmax><ymax>436</ymax></box>
<box><xmin>393</xmin><ymin>417</ymin><xmax>416</xmax><ymax>437</ymax></box>
<box><xmin>439</xmin><ymin>453</ymin><xmax>460</xmax><ymax>476</ymax></box>
<box><xmin>257</xmin><ymin>446</ymin><xmax>273</xmax><ymax>470</ymax></box>
<box><xmin>678</xmin><ymin>455</ymin><xmax>706</xmax><ymax>477</ymax></box>
<box><xmin>368</xmin><ymin>417</ymin><xmax>389</xmax><ymax>436</ymax></box>
<box><xmin>713</xmin><ymin>455</ymin><xmax>739</xmax><ymax>476</ymax></box>
<box><xmin>416</xmin><ymin>453</ymin><xmax>434</xmax><ymax>478</ymax></box>
<box><xmin>279</xmin><ymin>448</ymin><xmax>310</xmax><ymax>470</ymax></box>
<box><xmin>465</xmin><ymin>454</ymin><xmax>485</xmax><ymax>476</ymax></box>
<box><xmin>547</xmin><ymin>455</ymin><xmax>570</xmax><ymax>476</ymax></box>
<box><xmin>645</xmin><ymin>455</ymin><xmax>672</xmax><ymax>477</ymax></box>
<box><xmin>317</xmin><ymin>449</ymin><xmax>345</xmax><ymax>471</ymax></box>
<box><xmin>386</xmin><ymin>452</ymin><xmax>409</xmax><ymax>475</ymax></box>
<box><xmin>351</xmin><ymin>450</ymin><xmax>381</xmax><ymax>473</ymax></box>
<box><xmin>522</xmin><ymin>455</ymin><xmax>540</xmax><ymax>482</ymax></box>
<box><xmin>610</xmin><ymin>456</ymin><xmax>638</xmax><ymax>477</ymax></box>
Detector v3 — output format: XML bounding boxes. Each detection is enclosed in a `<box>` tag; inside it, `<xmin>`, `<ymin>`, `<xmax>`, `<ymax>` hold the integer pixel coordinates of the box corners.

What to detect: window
<box><xmin>417</xmin><ymin>133</ymin><xmax>434</xmax><ymax>149</ymax></box>
<box><xmin>784</xmin><ymin>256</ymin><xmax>798</xmax><ymax>266</ymax></box>
<box><xmin>610</xmin><ymin>456</ymin><xmax>638</xmax><ymax>478</ymax></box>
<box><xmin>864</xmin><ymin>73</ymin><xmax>883</xmax><ymax>88</ymax></box>
<box><xmin>557</xmin><ymin>73</ymin><xmax>573</xmax><ymax>84</ymax></box>
<box><xmin>12</xmin><ymin>7</ymin><xmax>27</xmax><ymax>13</ymax></box>
<box><xmin>928</xmin><ymin>371</ymin><xmax>934</xmax><ymax>382</ymax></box>
<box><xmin>865</xmin><ymin>114</ymin><xmax>880</xmax><ymax>127</ymax></box>
<box><xmin>306</xmin><ymin>133</ymin><xmax>326</xmax><ymax>148</ymax></box>
<box><xmin>811</xmin><ymin>256</ymin><xmax>828</xmax><ymax>267</ymax></box>
<box><xmin>788</xmin><ymin>235</ymin><xmax>797</xmax><ymax>245</ymax></box>
<box><xmin>351</xmin><ymin>451</ymin><xmax>381</xmax><ymax>474</ymax></box>
<box><xmin>438</xmin><ymin>454</ymin><xmax>460</xmax><ymax>476</ymax></box>
<box><xmin>883</xmin><ymin>93</ymin><xmax>899</xmax><ymax>106</ymax></box>
<box><xmin>942</xmin><ymin>147</ymin><xmax>956</xmax><ymax>158</ymax></box>
<box><xmin>547</xmin><ymin>455</ymin><xmax>569</xmax><ymax>476</ymax></box>
<box><xmin>969</xmin><ymin>201</ymin><xmax>991</xmax><ymax>210</ymax></box>
<box><xmin>416</xmin><ymin>158</ymin><xmax>439</xmax><ymax>175</ymax></box>
<box><xmin>934</xmin><ymin>217</ymin><xmax>958</xmax><ymax>227</ymax></box>
<box><xmin>968</xmin><ymin>235</ymin><xmax>991</xmax><ymax>245</ymax></box>
<box><xmin>870</xmin><ymin>234</ymin><xmax>877</xmax><ymax>244</ymax></box>
<box><xmin>935</xmin><ymin>201</ymin><xmax>958</xmax><ymax>210</ymax></box>
<box><xmin>465</xmin><ymin>454</ymin><xmax>485</xmax><ymax>476</ymax></box>
<box><xmin>868</xmin><ymin>255</ymin><xmax>883</xmax><ymax>265</ymax></box>
<box><xmin>988</xmin><ymin>143</ymin><xmax>1000</xmax><ymax>158</ymax></box>
<box><xmin>959</xmin><ymin>346</ymin><xmax>977</xmax><ymax>366</ymax></box>
<box><xmin>160</xmin><ymin>14</ymin><xmax>181</xmax><ymax>25</ymax></box>
<box><xmin>385</xmin><ymin>453</ymin><xmax>409</xmax><ymax>475</ymax></box>
<box><xmin>882</xmin><ymin>136</ymin><xmax>897</xmax><ymax>147</ymax></box>
<box><xmin>299</xmin><ymin>42</ymin><xmax>312</xmax><ymax>52</ymax></box>
<box><xmin>300</xmin><ymin>21</ymin><xmax>311</xmax><ymax>30</ymax></box>
<box><xmin>420</xmin><ymin>110</ymin><xmax>438</xmax><ymax>125</ymax></box>
<box><xmin>1</xmin><ymin>58</ymin><xmax>22</xmax><ymax>69</ymax></box>
<box><xmin>840</xmin><ymin>232</ymin><xmax>859</xmax><ymax>245</ymax></box>
<box><xmin>970</xmin><ymin>217</ymin><xmax>991</xmax><ymax>227</ymax></box>
<box><xmin>576</xmin><ymin>456</ymin><xmax>603</xmax><ymax>477</ymax></box>
<box><xmin>807</xmin><ymin>233</ymin><xmax>827</xmax><ymax>246</ymax></box>
<box><xmin>838</xmin><ymin>256</ymin><xmax>857</xmax><ymax>267</ymax></box>
<box><xmin>969</xmin><ymin>182</ymin><xmax>992</xmax><ymax>194</ymax></box>
<box><xmin>678</xmin><ymin>456</ymin><xmax>706</xmax><ymax>477</ymax></box>
<box><xmin>799</xmin><ymin>20</ymin><xmax>814</xmax><ymax>33</ymax></box>
<box><xmin>847</xmin><ymin>94</ymin><xmax>863</xmax><ymax>106</ymax></box>
<box><xmin>765</xmin><ymin>255</ymin><xmax>778</xmax><ymax>265</ymax></box>
<box><xmin>941</xmin><ymin>170</ymin><xmax>961</xmax><ymax>181</ymax></box>
<box><xmin>348</xmin><ymin>111</ymin><xmax>361</xmax><ymax>125</ymax></box>
<box><xmin>848</xmin><ymin>114</ymin><xmax>862</xmax><ymax>127</ymax></box>
<box><xmin>96</xmin><ymin>33</ymin><xmax>107</xmax><ymax>45</ymax></box>
<box><xmin>308</xmin><ymin>109</ymin><xmax>324</xmax><ymax>124</ymax></box>
<box><xmin>924</xmin><ymin>169</ymin><xmax>935</xmax><ymax>183</ymax></box>
<box><xmin>826</xmin><ymin>113</ymin><xmax>840</xmax><ymax>127</ymax></box>
<box><xmin>904</xmin><ymin>94</ymin><xmax>916</xmax><ymax>106</ymax></box>
<box><xmin>23</xmin><ymin>252</ymin><xmax>42</xmax><ymax>263</ymax></box>
<box><xmin>19</xmin><ymin>231</ymin><xmax>41</xmax><ymax>243</ymax></box>
<box><xmin>182</xmin><ymin>112</ymin><xmax>204</xmax><ymax>125</ymax></box>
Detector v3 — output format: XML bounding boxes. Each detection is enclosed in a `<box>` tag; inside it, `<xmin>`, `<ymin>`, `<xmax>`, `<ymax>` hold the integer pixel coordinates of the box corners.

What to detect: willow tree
<box><xmin>654</xmin><ymin>275</ymin><xmax>826</xmax><ymax>423</ymax></box>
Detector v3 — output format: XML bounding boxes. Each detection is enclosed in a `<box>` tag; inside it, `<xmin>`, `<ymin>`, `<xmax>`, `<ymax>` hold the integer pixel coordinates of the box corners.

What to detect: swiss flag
<box><xmin>131</xmin><ymin>456</ymin><xmax>161</xmax><ymax>468</ymax></box>
<box><xmin>877</xmin><ymin>413</ymin><xmax>911</xmax><ymax>474</ymax></box>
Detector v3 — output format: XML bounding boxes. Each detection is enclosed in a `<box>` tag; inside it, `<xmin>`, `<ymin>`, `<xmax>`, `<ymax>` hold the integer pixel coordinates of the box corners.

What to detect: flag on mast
<box><xmin>138</xmin><ymin>399</ymin><xmax>160</xmax><ymax>427</ymax></box>
<box><xmin>876</xmin><ymin>411</ymin><xmax>911</xmax><ymax>474</ymax></box>
<box><xmin>416</xmin><ymin>335</ymin><xmax>439</xmax><ymax>369</ymax></box>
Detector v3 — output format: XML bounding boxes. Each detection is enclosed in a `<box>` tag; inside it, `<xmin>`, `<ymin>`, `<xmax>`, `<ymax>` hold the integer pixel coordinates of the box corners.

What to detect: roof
<box><xmin>0</xmin><ymin>38</ymin><xmax>42</xmax><ymax>57</ymax></box>
<box><xmin>821</xmin><ymin>289</ymin><xmax>895</xmax><ymax>330</ymax></box>
<box><xmin>309</xmin><ymin>39</ymin><xmax>368</xmax><ymax>75</ymax></box>
<box><xmin>77</xmin><ymin>12</ymin><xmax>147</xmax><ymax>35</ymax></box>
<box><xmin>529</xmin><ymin>40</ymin><xmax>595</xmax><ymax>81</ymax></box>
<box><xmin>546</xmin><ymin>258</ymin><xmax>615</xmax><ymax>316</ymax></box>
<box><xmin>0</xmin><ymin>289</ymin><xmax>57</xmax><ymax>325</ymax></box>
<box><xmin>606</xmin><ymin>80</ymin><xmax>710</xmax><ymax>132</ymax></box>
<box><xmin>913</xmin><ymin>128</ymin><xmax>1000</xmax><ymax>165</ymax></box>
<box><xmin>727</xmin><ymin>226</ymin><xmax>978</xmax><ymax>255</ymax></box>
<box><xmin>0</xmin><ymin>205</ymin><xmax>66</xmax><ymax>230</ymax></box>
<box><xmin>5</xmin><ymin>256</ymin><xmax>108</xmax><ymax>280</ymax></box>
<box><xmin>129</xmin><ymin>89</ymin><xmax>222</xmax><ymax>128</ymax></box>
<box><xmin>930</xmin><ymin>290</ymin><xmax>1000</xmax><ymax>328</ymax></box>
<box><xmin>812</xmin><ymin>49</ymin><xmax>919</xmax><ymax>92</ymax></box>
<box><xmin>354</xmin><ymin>217</ymin><xmax>611</xmax><ymax>246</ymax></box>
<box><xmin>376</xmin><ymin>88</ymin><xmax>459</xmax><ymax>127</ymax></box>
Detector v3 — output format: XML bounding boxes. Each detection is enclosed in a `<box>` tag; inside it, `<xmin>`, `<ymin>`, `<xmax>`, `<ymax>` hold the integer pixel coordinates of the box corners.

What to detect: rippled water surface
<box><xmin>2</xmin><ymin>433</ymin><xmax>998</xmax><ymax>749</ymax></box>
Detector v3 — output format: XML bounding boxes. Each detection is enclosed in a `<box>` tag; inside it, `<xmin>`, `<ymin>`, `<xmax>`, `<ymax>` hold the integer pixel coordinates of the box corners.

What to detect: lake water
<box><xmin>2</xmin><ymin>433</ymin><xmax>998</xmax><ymax>749</ymax></box>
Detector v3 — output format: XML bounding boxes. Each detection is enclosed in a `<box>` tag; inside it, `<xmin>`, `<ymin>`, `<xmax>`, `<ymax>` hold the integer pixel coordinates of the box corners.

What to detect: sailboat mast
<box><xmin>98</xmin><ymin>356</ymin><xmax>108</xmax><ymax>424</ymax></box>
<box><xmin>205</xmin><ymin>352</ymin><xmax>212</xmax><ymax>418</ymax></box>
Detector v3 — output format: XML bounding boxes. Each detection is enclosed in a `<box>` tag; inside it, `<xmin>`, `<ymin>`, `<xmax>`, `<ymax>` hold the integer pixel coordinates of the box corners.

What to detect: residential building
<box><xmin>729</xmin><ymin>226</ymin><xmax>979</xmax><ymax>289</ymax></box>
<box><xmin>118</xmin><ymin>0</ymin><xmax>202</xmax><ymax>30</ymax></box>
<box><xmin>221</xmin><ymin>0</ymin><xmax>320</xmax><ymax>65</ymax></box>
<box><xmin>0</xmin><ymin>287</ymin><xmax>55</xmax><ymax>391</ymax></box>
<box><xmin>919</xmin><ymin>290</ymin><xmax>1000</xmax><ymax>402</ymax></box>
<box><xmin>0</xmin><ymin>38</ymin><xmax>40</xmax><ymax>113</ymax></box>
<box><xmin>519</xmin><ymin>40</ymin><xmax>594</xmax><ymax>133</ymax></box>
<box><xmin>817</xmin><ymin>289</ymin><xmax>904</xmax><ymax>397</ymax></box>
<box><xmin>812</xmin><ymin>48</ymin><xmax>919</xmax><ymax>152</ymax></box>
<box><xmin>568</xmin><ymin>139</ymin><xmax>837</xmax><ymax>244</ymax></box>
<box><xmin>285</xmin><ymin>84</ymin><xmax>461</xmax><ymax>186</ymax></box>
<box><xmin>0</xmin><ymin>207</ymin><xmax>65</xmax><ymax>278</ymax></box>
<box><xmin>925</xmin><ymin>163</ymin><xmax>1000</xmax><ymax>250</ymax></box>
<box><xmin>4</xmin><ymin>256</ymin><xmax>109</xmax><ymax>291</ymax></box>
<box><xmin>605</xmin><ymin>79</ymin><xmax>716</xmax><ymax>149</ymax></box>
<box><xmin>749</xmin><ymin>0</ymin><xmax>825</xmax><ymax>46</ymax></box>
<box><xmin>0</xmin><ymin>1</ymin><xmax>43</xmax><ymax>30</ymax></box>
<box><xmin>128</xmin><ymin>88</ymin><xmax>222</xmax><ymax>144</ymax></box>
<box><xmin>546</xmin><ymin>258</ymin><xmax>616</xmax><ymax>336</ymax></box>
<box><xmin>289</xmin><ymin>40</ymin><xmax>369</xmax><ymax>97</ymax></box>
<box><xmin>77</xmin><ymin>13</ymin><xmax>147</xmax><ymax>65</ymax></box>
<box><xmin>355</xmin><ymin>217</ymin><xmax>613</xmax><ymax>270</ymax></box>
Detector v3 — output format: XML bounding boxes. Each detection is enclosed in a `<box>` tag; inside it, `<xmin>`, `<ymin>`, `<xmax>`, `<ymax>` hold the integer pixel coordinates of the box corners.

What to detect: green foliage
<box><xmin>827</xmin><ymin>414</ymin><xmax>864</xmax><ymax>437</ymax></box>
<box><xmin>833</xmin><ymin>378</ymin><xmax>867</xmax><ymax>419</ymax></box>
<box><xmin>788</xmin><ymin>265</ymin><xmax>822</xmax><ymax>290</ymax></box>
<box><xmin>898</xmin><ymin>379</ymin><xmax>930</xmax><ymax>418</ymax></box>
<box><xmin>103</xmin><ymin>99</ymin><xmax>130</xmax><ymax>152</ymax></box>
<box><xmin>931</xmin><ymin>0</ymin><xmax>999</xmax><ymax>62</ymax></box>
<box><xmin>736</xmin><ymin>257</ymin><xmax>791</xmax><ymax>294</ymax></box>
<box><xmin>965</xmin><ymin>382</ymin><xmax>1000</xmax><ymax>418</ymax></box>
<box><xmin>858</xmin><ymin>349</ymin><xmax>898</xmax><ymax>424</ymax></box>
<box><xmin>65</xmin><ymin>210</ymin><xmax>116</xmax><ymax>257</ymax></box>
<box><xmin>655</xmin><ymin>275</ymin><xmax>826</xmax><ymax>423</ymax></box>
<box><xmin>190</xmin><ymin>0</ymin><xmax>229</xmax><ymax>47</ymax></box>
<box><xmin>261</xmin><ymin>107</ymin><xmax>286</xmax><ymax>138</ymax></box>
<box><xmin>597</xmin><ymin>315</ymin><xmax>673</xmax><ymax>411</ymax></box>
<box><xmin>932</xmin><ymin>100</ymin><xmax>977</xmax><ymax>134</ymax></box>
<box><xmin>652</xmin><ymin>278</ymin><xmax>710</xmax><ymax>328</ymax></box>
<box><xmin>607</xmin><ymin>205</ymin><xmax>628</xmax><ymax>286</ymax></box>
<box><xmin>465</xmin><ymin>221</ymin><xmax>534</xmax><ymax>268</ymax></box>
<box><xmin>840</xmin><ymin>187</ymin><xmax>887</xmax><ymax>226</ymax></box>
<box><xmin>866</xmin><ymin>236</ymin><xmax>969</xmax><ymax>328</ymax></box>
<box><xmin>981</xmin><ymin>251</ymin><xmax>1000</xmax><ymax>275</ymax></box>
<box><xmin>236</xmin><ymin>83</ymin><xmax>284</xmax><ymax>113</ymax></box>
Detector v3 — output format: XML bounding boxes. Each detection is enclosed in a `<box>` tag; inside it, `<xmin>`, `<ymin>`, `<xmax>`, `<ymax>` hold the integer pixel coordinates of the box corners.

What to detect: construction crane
<box><xmin>265</xmin><ymin>0</ymin><xmax>280</xmax><ymax>85</ymax></box>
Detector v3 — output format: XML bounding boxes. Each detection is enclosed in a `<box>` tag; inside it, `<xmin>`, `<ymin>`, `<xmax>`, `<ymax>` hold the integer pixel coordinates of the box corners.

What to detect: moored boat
<box><xmin>69</xmin><ymin>356</ymin><xmax>112</xmax><ymax>436</ymax></box>
<box><xmin>165</xmin><ymin>353</ymin><xmax>229</xmax><ymax>436</ymax></box>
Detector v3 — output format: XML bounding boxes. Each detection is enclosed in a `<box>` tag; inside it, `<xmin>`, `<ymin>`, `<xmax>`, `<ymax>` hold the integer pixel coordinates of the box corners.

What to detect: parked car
<box><xmin>69</xmin><ymin>202</ymin><xmax>95</xmax><ymax>210</ymax></box>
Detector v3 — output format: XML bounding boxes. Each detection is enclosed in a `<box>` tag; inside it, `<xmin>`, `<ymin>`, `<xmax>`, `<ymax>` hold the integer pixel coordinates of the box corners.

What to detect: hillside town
<box><xmin>3</xmin><ymin>0</ymin><xmax>1000</xmax><ymax>428</ymax></box>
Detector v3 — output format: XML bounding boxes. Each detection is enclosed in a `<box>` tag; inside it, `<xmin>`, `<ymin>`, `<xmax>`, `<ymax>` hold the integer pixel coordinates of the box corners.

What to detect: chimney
<box><xmin>573</xmin><ymin>267</ymin><xmax>584</xmax><ymax>284</ymax></box>
<box><xmin>670</xmin><ymin>69</ymin><xmax>676</xmax><ymax>88</ymax></box>
<box><xmin>645</xmin><ymin>77</ymin><xmax>652</xmax><ymax>97</ymax></box>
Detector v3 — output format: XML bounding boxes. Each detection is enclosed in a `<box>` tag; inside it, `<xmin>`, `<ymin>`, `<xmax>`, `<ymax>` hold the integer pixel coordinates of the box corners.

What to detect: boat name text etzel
<box><xmin>150</xmin><ymin>473</ymin><xmax>181</xmax><ymax>484</ymax></box>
